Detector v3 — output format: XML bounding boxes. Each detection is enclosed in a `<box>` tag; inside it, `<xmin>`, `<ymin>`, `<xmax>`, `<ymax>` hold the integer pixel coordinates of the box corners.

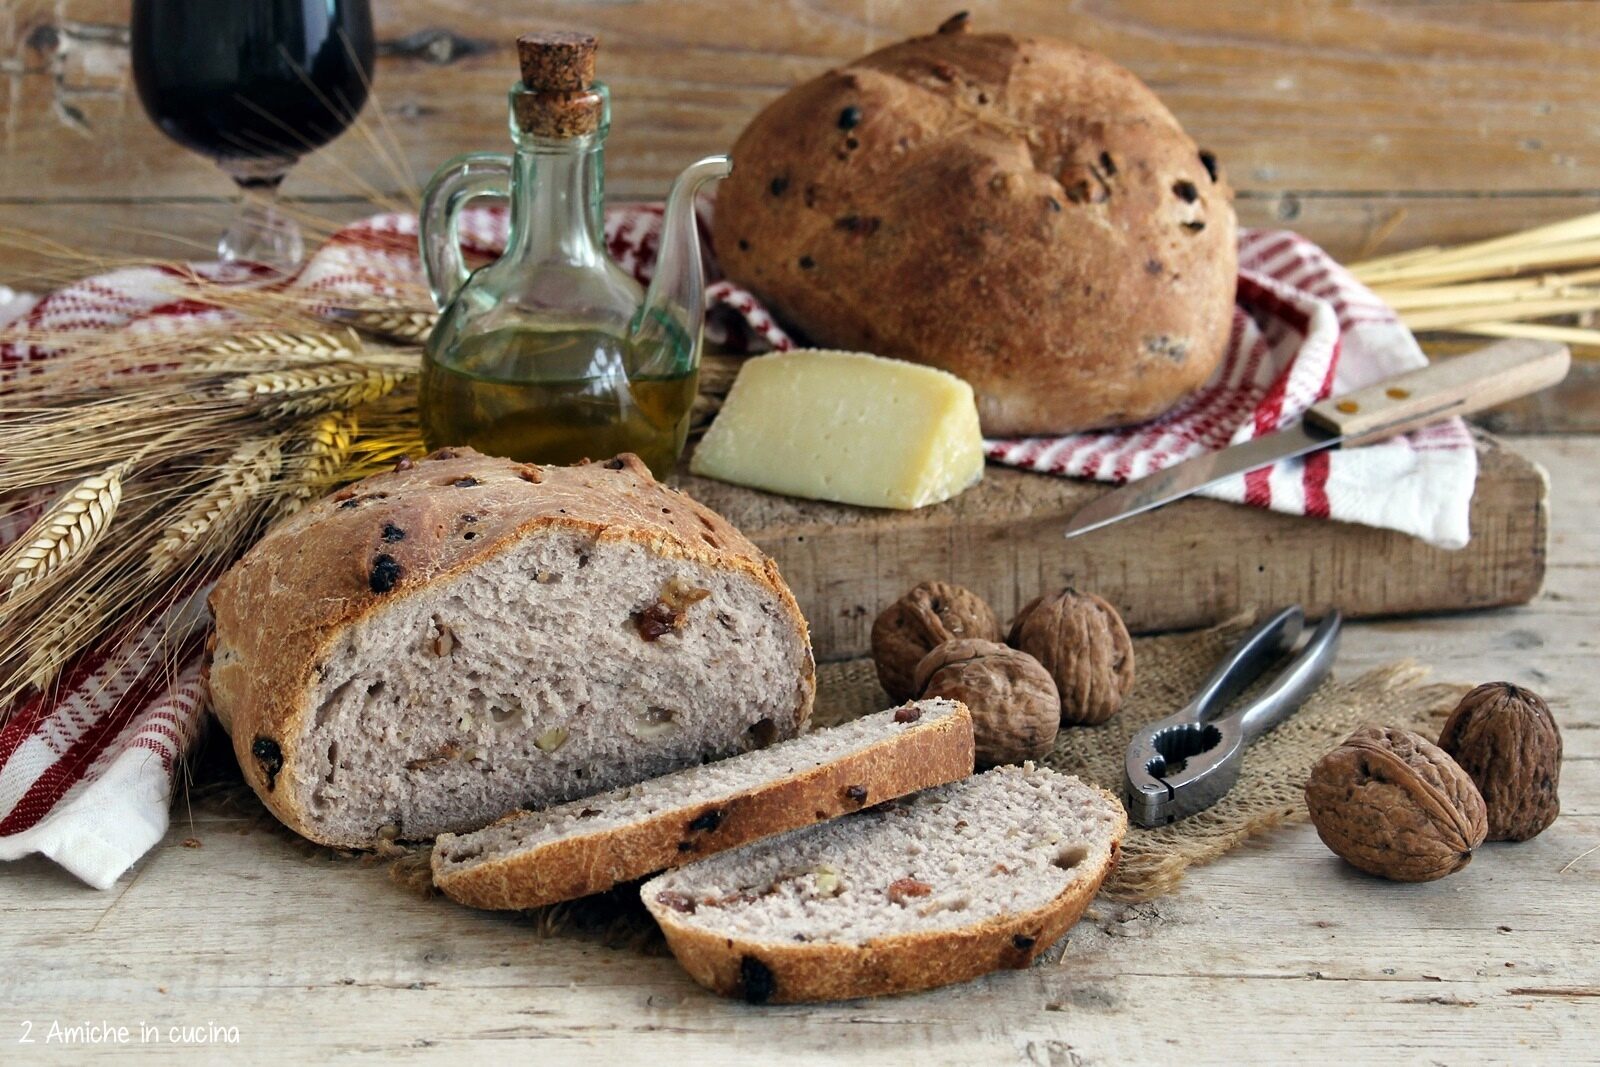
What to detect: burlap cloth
<box><xmin>812</xmin><ymin>617</ymin><xmax>1469</xmax><ymax>902</ymax></box>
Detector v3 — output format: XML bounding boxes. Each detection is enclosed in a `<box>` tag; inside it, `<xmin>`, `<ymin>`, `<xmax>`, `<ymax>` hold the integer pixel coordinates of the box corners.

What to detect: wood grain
<box><xmin>1</xmin><ymin>435</ymin><xmax>1594</xmax><ymax>1064</ymax></box>
<box><xmin>7</xmin><ymin>1</ymin><xmax>1600</xmax><ymax>431</ymax></box>
<box><xmin>4</xmin><ymin>1</ymin><xmax>1600</xmax><ymax>266</ymax></box>
<box><xmin>681</xmin><ymin>429</ymin><xmax>1550</xmax><ymax>660</ymax></box>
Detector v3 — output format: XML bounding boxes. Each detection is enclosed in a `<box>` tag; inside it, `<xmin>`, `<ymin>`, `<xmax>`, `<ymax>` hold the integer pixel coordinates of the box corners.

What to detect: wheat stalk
<box><xmin>0</xmin><ymin>461</ymin><xmax>130</xmax><ymax>596</ymax></box>
<box><xmin>0</xmin><ymin>73</ymin><xmax>438</xmax><ymax>716</ymax></box>
<box><xmin>223</xmin><ymin>363</ymin><xmax>410</xmax><ymax>418</ymax></box>
<box><xmin>19</xmin><ymin>588</ymin><xmax>107</xmax><ymax>689</ymax></box>
<box><xmin>1351</xmin><ymin>210</ymin><xmax>1600</xmax><ymax>356</ymax></box>
<box><xmin>146</xmin><ymin>438</ymin><xmax>284</xmax><ymax>577</ymax></box>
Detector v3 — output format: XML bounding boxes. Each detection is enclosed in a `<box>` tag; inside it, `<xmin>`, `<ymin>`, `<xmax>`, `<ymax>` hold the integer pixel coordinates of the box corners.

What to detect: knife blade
<box><xmin>1063</xmin><ymin>338</ymin><xmax>1570</xmax><ymax>540</ymax></box>
<box><xmin>1063</xmin><ymin>422</ymin><xmax>1336</xmax><ymax>539</ymax></box>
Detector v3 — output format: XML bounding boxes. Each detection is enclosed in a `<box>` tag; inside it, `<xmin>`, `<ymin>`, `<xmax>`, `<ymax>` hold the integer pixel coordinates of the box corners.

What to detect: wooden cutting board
<box><xmin>675</xmin><ymin>429</ymin><xmax>1547</xmax><ymax>661</ymax></box>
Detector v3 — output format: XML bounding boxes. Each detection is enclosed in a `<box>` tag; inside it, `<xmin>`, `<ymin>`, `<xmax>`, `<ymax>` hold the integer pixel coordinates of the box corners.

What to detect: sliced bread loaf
<box><xmin>642</xmin><ymin>764</ymin><xmax>1125</xmax><ymax>1003</ymax></box>
<box><xmin>206</xmin><ymin>449</ymin><xmax>815</xmax><ymax>848</ymax></box>
<box><xmin>432</xmin><ymin>698</ymin><xmax>975</xmax><ymax>909</ymax></box>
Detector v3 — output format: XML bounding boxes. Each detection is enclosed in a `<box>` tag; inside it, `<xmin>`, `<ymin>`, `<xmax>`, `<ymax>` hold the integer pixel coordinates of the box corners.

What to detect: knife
<box><xmin>1063</xmin><ymin>338</ymin><xmax>1571</xmax><ymax>539</ymax></box>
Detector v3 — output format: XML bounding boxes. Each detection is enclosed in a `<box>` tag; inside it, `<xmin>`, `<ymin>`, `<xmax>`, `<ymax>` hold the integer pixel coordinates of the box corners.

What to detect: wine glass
<box><xmin>130</xmin><ymin>0</ymin><xmax>377</xmax><ymax>274</ymax></box>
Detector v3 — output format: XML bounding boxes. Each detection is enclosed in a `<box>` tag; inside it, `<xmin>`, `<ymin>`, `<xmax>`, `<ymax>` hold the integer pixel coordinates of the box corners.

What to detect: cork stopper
<box><xmin>517</xmin><ymin>32</ymin><xmax>597</xmax><ymax>92</ymax></box>
<box><xmin>512</xmin><ymin>31</ymin><xmax>605</xmax><ymax>138</ymax></box>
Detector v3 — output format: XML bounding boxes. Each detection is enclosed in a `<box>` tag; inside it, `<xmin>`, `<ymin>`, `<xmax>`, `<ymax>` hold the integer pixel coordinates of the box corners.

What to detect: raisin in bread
<box><xmin>433</xmin><ymin>699</ymin><xmax>975</xmax><ymax>909</ymax></box>
<box><xmin>206</xmin><ymin>449</ymin><xmax>815</xmax><ymax>848</ymax></box>
<box><xmin>643</xmin><ymin>764</ymin><xmax>1124</xmax><ymax>1003</ymax></box>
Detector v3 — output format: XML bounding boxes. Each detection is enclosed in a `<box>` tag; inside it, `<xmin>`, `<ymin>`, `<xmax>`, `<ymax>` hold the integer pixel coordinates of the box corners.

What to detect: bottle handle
<box><xmin>418</xmin><ymin>152</ymin><xmax>513</xmax><ymax>310</ymax></box>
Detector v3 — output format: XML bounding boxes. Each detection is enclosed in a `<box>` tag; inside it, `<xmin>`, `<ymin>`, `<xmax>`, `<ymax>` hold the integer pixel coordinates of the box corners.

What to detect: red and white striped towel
<box><xmin>0</xmin><ymin>208</ymin><xmax>1473</xmax><ymax>888</ymax></box>
<box><xmin>988</xmin><ymin>230</ymin><xmax>1475</xmax><ymax>544</ymax></box>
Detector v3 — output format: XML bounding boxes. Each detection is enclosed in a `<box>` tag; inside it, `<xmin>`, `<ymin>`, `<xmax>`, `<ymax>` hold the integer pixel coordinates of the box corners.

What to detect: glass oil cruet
<box><xmin>417</xmin><ymin>31</ymin><xmax>731</xmax><ymax>477</ymax></box>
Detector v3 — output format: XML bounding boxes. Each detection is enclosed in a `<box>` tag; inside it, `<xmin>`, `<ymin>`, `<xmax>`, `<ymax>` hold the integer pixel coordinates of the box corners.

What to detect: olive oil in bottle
<box><xmin>415</xmin><ymin>32</ymin><xmax>728</xmax><ymax>480</ymax></box>
<box><xmin>420</xmin><ymin>325</ymin><xmax>697</xmax><ymax>478</ymax></box>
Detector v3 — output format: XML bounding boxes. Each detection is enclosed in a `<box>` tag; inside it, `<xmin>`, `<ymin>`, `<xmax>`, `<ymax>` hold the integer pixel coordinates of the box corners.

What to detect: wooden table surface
<box><xmin>4</xmin><ymin>2</ymin><xmax>1597</xmax><ymax>1060</ymax></box>
<box><xmin>1</xmin><ymin>435</ymin><xmax>1593</xmax><ymax>1064</ymax></box>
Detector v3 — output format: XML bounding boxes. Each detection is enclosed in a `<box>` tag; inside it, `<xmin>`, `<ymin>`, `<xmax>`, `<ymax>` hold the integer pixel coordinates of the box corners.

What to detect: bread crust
<box><xmin>206</xmin><ymin>449</ymin><xmax>815</xmax><ymax>847</ymax></box>
<box><xmin>713</xmin><ymin>25</ymin><xmax>1238</xmax><ymax>436</ymax></box>
<box><xmin>433</xmin><ymin>702</ymin><xmax>976</xmax><ymax>910</ymax></box>
<box><xmin>643</xmin><ymin>783</ymin><xmax>1125</xmax><ymax>1003</ymax></box>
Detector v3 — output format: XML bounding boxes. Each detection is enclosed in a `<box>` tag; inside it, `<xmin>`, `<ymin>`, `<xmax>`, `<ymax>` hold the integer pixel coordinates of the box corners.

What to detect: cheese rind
<box><xmin>689</xmin><ymin>350</ymin><xmax>985</xmax><ymax>509</ymax></box>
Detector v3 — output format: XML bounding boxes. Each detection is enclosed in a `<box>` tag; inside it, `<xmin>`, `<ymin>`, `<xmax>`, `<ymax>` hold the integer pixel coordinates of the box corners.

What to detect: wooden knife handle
<box><xmin>1303</xmin><ymin>339</ymin><xmax>1570</xmax><ymax>447</ymax></box>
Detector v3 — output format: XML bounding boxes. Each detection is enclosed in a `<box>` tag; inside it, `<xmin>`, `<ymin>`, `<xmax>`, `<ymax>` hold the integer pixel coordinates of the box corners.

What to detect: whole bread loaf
<box><xmin>713</xmin><ymin>14</ymin><xmax>1238</xmax><ymax>436</ymax></box>
<box><xmin>206</xmin><ymin>449</ymin><xmax>815</xmax><ymax>848</ymax></box>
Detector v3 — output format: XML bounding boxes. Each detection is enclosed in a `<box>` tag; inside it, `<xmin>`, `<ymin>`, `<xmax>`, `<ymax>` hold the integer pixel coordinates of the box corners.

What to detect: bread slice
<box><xmin>206</xmin><ymin>449</ymin><xmax>815</xmax><ymax>848</ymax></box>
<box><xmin>642</xmin><ymin>764</ymin><xmax>1125</xmax><ymax>1003</ymax></box>
<box><xmin>432</xmin><ymin>699</ymin><xmax>975</xmax><ymax>910</ymax></box>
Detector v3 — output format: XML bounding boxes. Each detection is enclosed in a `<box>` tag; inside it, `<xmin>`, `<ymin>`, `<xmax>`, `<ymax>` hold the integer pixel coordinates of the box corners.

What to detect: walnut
<box><xmin>1305</xmin><ymin>724</ymin><xmax>1488</xmax><ymax>882</ymax></box>
<box><xmin>871</xmin><ymin>582</ymin><xmax>1000</xmax><ymax>701</ymax></box>
<box><xmin>1438</xmin><ymin>682</ymin><xmax>1561</xmax><ymax>842</ymax></box>
<box><xmin>1007</xmin><ymin>588</ymin><xmax>1134</xmax><ymax>725</ymax></box>
<box><xmin>913</xmin><ymin>639</ymin><xmax>1059</xmax><ymax>767</ymax></box>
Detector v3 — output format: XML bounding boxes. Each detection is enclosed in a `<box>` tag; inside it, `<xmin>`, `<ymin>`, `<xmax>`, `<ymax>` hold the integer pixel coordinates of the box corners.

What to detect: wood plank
<box><xmin>678</xmin><ymin>429</ymin><xmax>1550</xmax><ymax>661</ymax></box>
<box><xmin>1236</xmin><ymin>191</ymin><xmax>1600</xmax><ymax>263</ymax></box>
<box><xmin>1</xmin><ymin>435</ymin><xmax>1594</xmax><ymax>1062</ymax></box>
<box><xmin>5</xmin><ymin>1</ymin><xmax>1600</xmax><ymax>205</ymax></box>
<box><xmin>1424</xmin><ymin>344</ymin><xmax>1600</xmax><ymax>436</ymax></box>
<box><xmin>3</xmin><ymin>808</ymin><xmax>1596</xmax><ymax>1063</ymax></box>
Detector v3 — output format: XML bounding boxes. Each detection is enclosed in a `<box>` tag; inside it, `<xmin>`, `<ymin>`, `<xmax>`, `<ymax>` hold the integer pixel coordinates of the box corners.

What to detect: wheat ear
<box><xmin>223</xmin><ymin>364</ymin><xmax>410</xmax><ymax>418</ymax></box>
<box><xmin>146</xmin><ymin>438</ymin><xmax>284</xmax><ymax>577</ymax></box>
<box><xmin>199</xmin><ymin>330</ymin><xmax>359</xmax><ymax>364</ymax></box>
<box><xmin>0</xmin><ymin>460</ymin><xmax>130</xmax><ymax>595</ymax></box>
<box><xmin>276</xmin><ymin>411</ymin><xmax>358</xmax><ymax>517</ymax></box>
<box><xmin>327</xmin><ymin>307</ymin><xmax>439</xmax><ymax>345</ymax></box>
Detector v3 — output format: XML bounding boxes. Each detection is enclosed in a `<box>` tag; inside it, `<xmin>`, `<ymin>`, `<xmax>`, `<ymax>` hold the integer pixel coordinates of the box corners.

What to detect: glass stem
<box><xmin>218</xmin><ymin>161</ymin><xmax>304</xmax><ymax>274</ymax></box>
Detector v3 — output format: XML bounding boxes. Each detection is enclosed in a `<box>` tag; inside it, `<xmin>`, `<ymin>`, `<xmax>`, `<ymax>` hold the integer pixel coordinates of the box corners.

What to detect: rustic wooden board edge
<box><xmin>677</xmin><ymin>429</ymin><xmax>1548</xmax><ymax>661</ymax></box>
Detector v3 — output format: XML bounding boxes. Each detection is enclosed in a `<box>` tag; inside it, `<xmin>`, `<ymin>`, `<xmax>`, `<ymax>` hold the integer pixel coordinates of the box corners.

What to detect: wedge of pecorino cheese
<box><xmin>690</xmin><ymin>350</ymin><xmax>985</xmax><ymax>509</ymax></box>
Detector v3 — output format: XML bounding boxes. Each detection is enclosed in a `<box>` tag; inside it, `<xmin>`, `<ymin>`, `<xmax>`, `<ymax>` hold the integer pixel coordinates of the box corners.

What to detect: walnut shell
<box><xmin>1305</xmin><ymin>724</ymin><xmax>1488</xmax><ymax>883</ymax></box>
<box><xmin>1438</xmin><ymin>682</ymin><xmax>1561</xmax><ymax>842</ymax></box>
<box><xmin>913</xmin><ymin>638</ymin><xmax>1059</xmax><ymax>768</ymax></box>
<box><xmin>1008</xmin><ymin>588</ymin><xmax>1134</xmax><ymax>725</ymax></box>
<box><xmin>871</xmin><ymin>582</ymin><xmax>1000</xmax><ymax>701</ymax></box>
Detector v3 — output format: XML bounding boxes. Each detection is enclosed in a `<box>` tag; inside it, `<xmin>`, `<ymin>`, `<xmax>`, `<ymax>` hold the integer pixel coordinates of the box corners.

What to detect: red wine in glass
<box><xmin>131</xmin><ymin>0</ymin><xmax>376</xmax><ymax>273</ymax></box>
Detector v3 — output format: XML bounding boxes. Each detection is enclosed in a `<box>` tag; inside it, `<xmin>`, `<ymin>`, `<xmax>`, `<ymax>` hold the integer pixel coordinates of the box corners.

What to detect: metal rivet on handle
<box><xmin>1337</xmin><ymin>400</ymin><xmax>1360</xmax><ymax>414</ymax></box>
<box><xmin>1386</xmin><ymin>387</ymin><xmax>1410</xmax><ymax>399</ymax></box>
